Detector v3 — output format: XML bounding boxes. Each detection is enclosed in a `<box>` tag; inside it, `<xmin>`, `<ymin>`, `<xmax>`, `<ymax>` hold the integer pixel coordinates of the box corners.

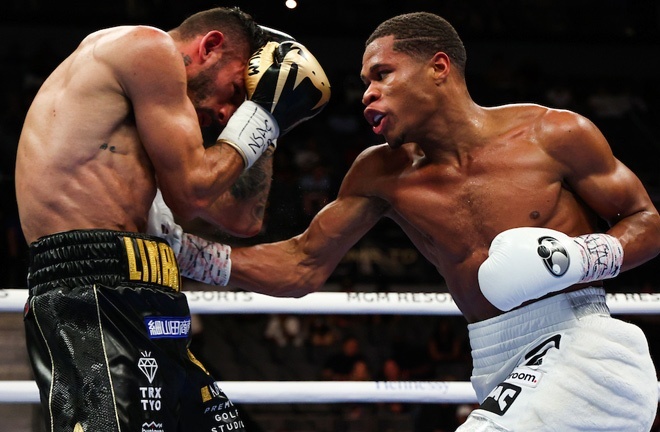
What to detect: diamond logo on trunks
<box><xmin>480</xmin><ymin>383</ymin><xmax>521</xmax><ymax>416</ymax></box>
<box><xmin>537</xmin><ymin>235</ymin><xmax>570</xmax><ymax>276</ymax></box>
<box><xmin>138</xmin><ymin>351</ymin><xmax>158</xmax><ymax>383</ymax></box>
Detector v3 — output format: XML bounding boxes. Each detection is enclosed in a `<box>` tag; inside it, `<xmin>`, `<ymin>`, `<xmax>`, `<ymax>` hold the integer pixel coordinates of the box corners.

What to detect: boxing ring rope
<box><xmin>0</xmin><ymin>380</ymin><xmax>481</xmax><ymax>404</ymax></box>
<box><xmin>1</xmin><ymin>289</ymin><xmax>659</xmax><ymax>404</ymax></box>
<box><xmin>1</xmin><ymin>289</ymin><xmax>660</xmax><ymax>315</ymax></box>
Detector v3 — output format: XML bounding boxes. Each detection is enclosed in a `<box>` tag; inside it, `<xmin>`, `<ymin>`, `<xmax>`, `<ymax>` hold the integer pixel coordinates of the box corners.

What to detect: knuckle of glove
<box><xmin>246</xmin><ymin>41</ymin><xmax>331</xmax><ymax>136</ymax></box>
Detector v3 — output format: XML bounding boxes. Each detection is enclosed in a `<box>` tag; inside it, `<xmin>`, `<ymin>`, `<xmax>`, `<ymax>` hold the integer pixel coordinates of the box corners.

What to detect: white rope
<box><xmin>0</xmin><ymin>380</ymin><xmax>470</xmax><ymax>404</ymax></box>
<box><xmin>2</xmin><ymin>289</ymin><xmax>659</xmax><ymax>405</ymax></box>
<box><xmin>2</xmin><ymin>289</ymin><xmax>659</xmax><ymax>315</ymax></box>
<box><xmin>2</xmin><ymin>380</ymin><xmax>659</xmax><ymax>404</ymax></box>
<box><xmin>1</xmin><ymin>380</ymin><xmax>476</xmax><ymax>404</ymax></box>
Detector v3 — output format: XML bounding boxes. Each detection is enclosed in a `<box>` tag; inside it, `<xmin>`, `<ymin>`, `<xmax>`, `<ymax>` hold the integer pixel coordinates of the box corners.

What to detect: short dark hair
<box><xmin>366</xmin><ymin>12</ymin><xmax>467</xmax><ymax>75</ymax></box>
<box><xmin>174</xmin><ymin>7</ymin><xmax>267</xmax><ymax>54</ymax></box>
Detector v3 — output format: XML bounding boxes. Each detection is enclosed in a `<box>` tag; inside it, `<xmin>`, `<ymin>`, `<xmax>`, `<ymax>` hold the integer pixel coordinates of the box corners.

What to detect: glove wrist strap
<box><xmin>218</xmin><ymin>100</ymin><xmax>279</xmax><ymax>169</ymax></box>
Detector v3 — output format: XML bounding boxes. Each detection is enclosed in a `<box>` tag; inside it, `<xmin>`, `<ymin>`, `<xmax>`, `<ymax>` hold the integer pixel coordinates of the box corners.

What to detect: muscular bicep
<box><xmin>546</xmin><ymin>111</ymin><xmax>659</xmax><ymax>269</ymax></box>
<box><xmin>300</xmin><ymin>193</ymin><xmax>387</xmax><ymax>271</ymax></box>
<box><xmin>231</xmin><ymin>146</ymin><xmax>391</xmax><ymax>295</ymax></box>
<box><xmin>118</xmin><ymin>30</ymin><xmax>203</xmax><ymax>173</ymax></box>
<box><xmin>297</xmin><ymin>152</ymin><xmax>391</xmax><ymax>276</ymax></box>
<box><xmin>113</xmin><ymin>27</ymin><xmax>242</xmax><ymax>217</ymax></box>
<box><xmin>554</xmin><ymin>113</ymin><xmax>654</xmax><ymax>225</ymax></box>
<box><xmin>231</xmin><ymin>193</ymin><xmax>387</xmax><ymax>296</ymax></box>
<box><xmin>570</xmin><ymin>158</ymin><xmax>653</xmax><ymax>226</ymax></box>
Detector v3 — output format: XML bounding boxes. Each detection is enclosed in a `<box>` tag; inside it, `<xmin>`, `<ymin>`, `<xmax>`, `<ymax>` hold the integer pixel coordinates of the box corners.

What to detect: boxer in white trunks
<box><xmin>149</xmin><ymin>12</ymin><xmax>659</xmax><ymax>431</ymax></box>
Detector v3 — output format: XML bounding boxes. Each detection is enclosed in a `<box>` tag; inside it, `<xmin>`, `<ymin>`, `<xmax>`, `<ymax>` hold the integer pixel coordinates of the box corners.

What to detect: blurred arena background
<box><xmin>0</xmin><ymin>1</ymin><xmax>659</xmax><ymax>431</ymax></box>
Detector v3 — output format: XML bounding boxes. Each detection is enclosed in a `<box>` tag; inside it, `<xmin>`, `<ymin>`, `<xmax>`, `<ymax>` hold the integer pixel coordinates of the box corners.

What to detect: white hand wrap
<box><xmin>218</xmin><ymin>100</ymin><xmax>279</xmax><ymax>170</ymax></box>
<box><xmin>574</xmin><ymin>233</ymin><xmax>623</xmax><ymax>283</ymax></box>
<box><xmin>177</xmin><ymin>234</ymin><xmax>232</xmax><ymax>286</ymax></box>
<box><xmin>478</xmin><ymin>227</ymin><xmax>623</xmax><ymax>311</ymax></box>
<box><xmin>147</xmin><ymin>190</ymin><xmax>232</xmax><ymax>286</ymax></box>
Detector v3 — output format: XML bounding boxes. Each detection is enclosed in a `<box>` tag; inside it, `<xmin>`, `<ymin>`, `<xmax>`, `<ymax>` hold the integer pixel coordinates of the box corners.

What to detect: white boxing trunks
<box><xmin>456</xmin><ymin>287</ymin><xmax>658</xmax><ymax>432</ymax></box>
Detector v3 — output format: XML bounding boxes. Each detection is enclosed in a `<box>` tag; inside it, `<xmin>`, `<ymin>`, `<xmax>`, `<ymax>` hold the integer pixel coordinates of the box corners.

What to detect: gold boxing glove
<box><xmin>219</xmin><ymin>41</ymin><xmax>331</xmax><ymax>169</ymax></box>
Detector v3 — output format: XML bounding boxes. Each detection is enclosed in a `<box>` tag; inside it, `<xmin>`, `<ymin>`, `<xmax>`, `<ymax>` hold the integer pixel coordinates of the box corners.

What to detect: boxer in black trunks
<box><xmin>25</xmin><ymin>230</ymin><xmax>245</xmax><ymax>431</ymax></box>
<box><xmin>15</xmin><ymin>6</ymin><xmax>330</xmax><ymax>431</ymax></box>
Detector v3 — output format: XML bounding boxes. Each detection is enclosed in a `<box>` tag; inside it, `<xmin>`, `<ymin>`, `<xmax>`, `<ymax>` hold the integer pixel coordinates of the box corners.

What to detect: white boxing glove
<box><xmin>478</xmin><ymin>227</ymin><xmax>623</xmax><ymax>311</ymax></box>
<box><xmin>147</xmin><ymin>189</ymin><xmax>183</xmax><ymax>255</ymax></box>
<box><xmin>147</xmin><ymin>189</ymin><xmax>232</xmax><ymax>286</ymax></box>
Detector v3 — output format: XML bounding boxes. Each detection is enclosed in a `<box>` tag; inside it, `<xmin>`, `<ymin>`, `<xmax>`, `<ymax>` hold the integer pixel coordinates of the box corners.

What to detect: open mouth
<box><xmin>364</xmin><ymin>109</ymin><xmax>386</xmax><ymax>134</ymax></box>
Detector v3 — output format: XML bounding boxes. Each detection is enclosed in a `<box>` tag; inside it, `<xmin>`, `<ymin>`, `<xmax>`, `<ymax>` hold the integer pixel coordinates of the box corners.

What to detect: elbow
<box><xmin>286</xmin><ymin>270</ymin><xmax>325</xmax><ymax>298</ymax></box>
<box><xmin>217</xmin><ymin>218</ymin><xmax>264</xmax><ymax>238</ymax></box>
<box><xmin>162</xmin><ymin>187</ymin><xmax>213</xmax><ymax>221</ymax></box>
<box><xmin>169</xmin><ymin>198</ymin><xmax>208</xmax><ymax>222</ymax></box>
<box><xmin>639</xmin><ymin>209</ymin><xmax>660</xmax><ymax>254</ymax></box>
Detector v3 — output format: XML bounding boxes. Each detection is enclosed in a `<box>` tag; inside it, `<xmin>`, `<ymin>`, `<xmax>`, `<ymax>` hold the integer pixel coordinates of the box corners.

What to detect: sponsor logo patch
<box><xmin>201</xmin><ymin>381</ymin><xmax>228</xmax><ymax>403</ymax></box>
<box><xmin>138</xmin><ymin>351</ymin><xmax>162</xmax><ymax>412</ymax></box>
<box><xmin>505</xmin><ymin>367</ymin><xmax>543</xmax><ymax>388</ymax></box>
<box><xmin>537</xmin><ymin>236</ymin><xmax>570</xmax><ymax>277</ymax></box>
<box><xmin>121</xmin><ymin>236</ymin><xmax>180</xmax><ymax>291</ymax></box>
<box><xmin>523</xmin><ymin>334</ymin><xmax>561</xmax><ymax>367</ymax></box>
<box><xmin>144</xmin><ymin>316</ymin><xmax>191</xmax><ymax>339</ymax></box>
<box><xmin>138</xmin><ymin>351</ymin><xmax>158</xmax><ymax>383</ymax></box>
<box><xmin>141</xmin><ymin>421</ymin><xmax>164</xmax><ymax>432</ymax></box>
<box><xmin>480</xmin><ymin>383</ymin><xmax>521</xmax><ymax>416</ymax></box>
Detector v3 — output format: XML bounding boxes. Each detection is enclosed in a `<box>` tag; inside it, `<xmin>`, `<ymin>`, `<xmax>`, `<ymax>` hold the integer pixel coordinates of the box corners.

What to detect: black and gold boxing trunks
<box><xmin>24</xmin><ymin>229</ymin><xmax>246</xmax><ymax>432</ymax></box>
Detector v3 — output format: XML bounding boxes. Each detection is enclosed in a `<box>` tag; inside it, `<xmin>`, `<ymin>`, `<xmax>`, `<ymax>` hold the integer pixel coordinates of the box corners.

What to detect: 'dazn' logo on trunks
<box><xmin>122</xmin><ymin>236</ymin><xmax>180</xmax><ymax>291</ymax></box>
<box><xmin>480</xmin><ymin>382</ymin><xmax>521</xmax><ymax>416</ymax></box>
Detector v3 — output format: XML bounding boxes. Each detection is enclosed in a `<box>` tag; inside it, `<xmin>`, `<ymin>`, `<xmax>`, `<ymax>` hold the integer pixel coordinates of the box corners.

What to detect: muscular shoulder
<box><xmin>86</xmin><ymin>26</ymin><xmax>183</xmax><ymax>94</ymax></box>
<box><xmin>535</xmin><ymin>107</ymin><xmax>595</xmax><ymax>143</ymax></box>
<box><xmin>339</xmin><ymin>142</ymin><xmax>417</xmax><ymax>196</ymax></box>
<box><xmin>352</xmin><ymin>143</ymin><xmax>417</xmax><ymax>176</ymax></box>
<box><xmin>80</xmin><ymin>26</ymin><xmax>173</xmax><ymax>65</ymax></box>
<box><xmin>533</xmin><ymin>106</ymin><xmax>614</xmax><ymax>171</ymax></box>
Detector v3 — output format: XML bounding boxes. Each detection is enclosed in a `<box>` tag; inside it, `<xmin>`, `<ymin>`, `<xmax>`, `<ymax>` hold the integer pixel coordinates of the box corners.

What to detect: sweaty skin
<box><xmin>16</xmin><ymin>25</ymin><xmax>267</xmax><ymax>245</ymax></box>
<box><xmin>230</xmin><ymin>36</ymin><xmax>659</xmax><ymax>322</ymax></box>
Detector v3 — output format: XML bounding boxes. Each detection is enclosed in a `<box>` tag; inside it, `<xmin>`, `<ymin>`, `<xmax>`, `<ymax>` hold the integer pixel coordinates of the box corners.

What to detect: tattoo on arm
<box><xmin>231</xmin><ymin>147</ymin><xmax>274</xmax><ymax>200</ymax></box>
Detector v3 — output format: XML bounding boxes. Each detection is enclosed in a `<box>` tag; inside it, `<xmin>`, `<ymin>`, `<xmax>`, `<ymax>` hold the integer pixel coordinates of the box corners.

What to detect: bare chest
<box><xmin>384</xmin><ymin>158</ymin><xmax>566</xmax><ymax>266</ymax></box>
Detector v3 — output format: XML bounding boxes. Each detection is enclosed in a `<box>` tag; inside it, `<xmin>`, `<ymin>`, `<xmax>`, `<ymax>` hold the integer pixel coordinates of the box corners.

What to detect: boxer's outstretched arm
<box><xmin>230</xmin><ymin>151</ymin><xmax>389</xmax><ymax>297</ymax></box>
<box><xmin>148</xmin><ymin>147</ymin><xmax>388</xmax><ymax>293</ymax></box>
<box><xmin>230</xmin><ymin>191</ymin><xmax>387</xmax><ymax>297</ymax></box>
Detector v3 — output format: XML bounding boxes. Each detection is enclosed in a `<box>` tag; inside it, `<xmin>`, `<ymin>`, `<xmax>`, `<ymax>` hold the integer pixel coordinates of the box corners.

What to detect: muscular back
<box><xmin>16</xmin><ymin>27</ymin><xmax>166</xmax><ymax>243</ymax></box>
